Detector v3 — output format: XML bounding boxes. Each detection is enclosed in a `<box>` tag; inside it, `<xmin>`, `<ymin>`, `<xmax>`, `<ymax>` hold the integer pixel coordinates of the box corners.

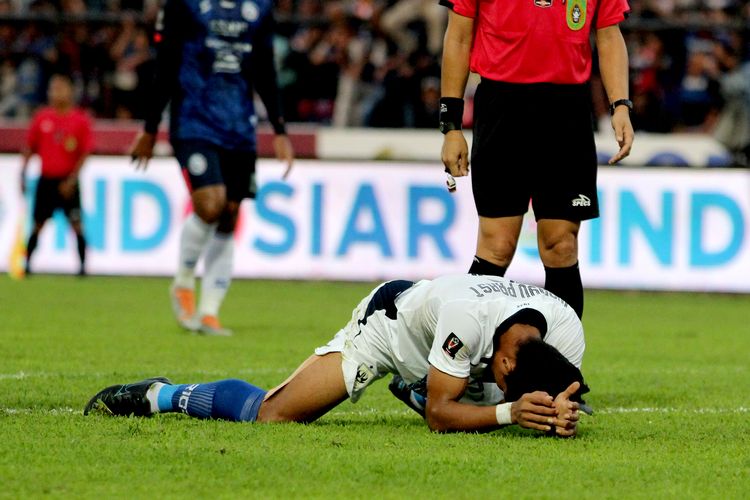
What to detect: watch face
<box><xmin>611</xmin><ymin>100</ymin><xmax>633</xmax><ymax>114</ymax></box>
<box><xmin>439</xmin><ymin>122</ymin><xmax>458</xmax><ymax>134</ymax></box>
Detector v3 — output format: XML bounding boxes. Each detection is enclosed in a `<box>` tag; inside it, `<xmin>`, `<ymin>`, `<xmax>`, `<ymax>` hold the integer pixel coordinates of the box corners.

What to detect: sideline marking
<box><xmin>0</xmin><ymin>367</ymin><xmax>290</xmax><ymax>382</ymax></box>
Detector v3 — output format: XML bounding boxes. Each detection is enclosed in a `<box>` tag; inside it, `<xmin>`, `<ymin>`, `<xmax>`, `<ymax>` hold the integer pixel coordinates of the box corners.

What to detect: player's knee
<box><xmin>477</xmin><ymin>238</ymin><xmax>517</xmax><ymax>267</ymax></box>
<box><xmin>539</xmin><ymin>233</ymin><xmax>578</xmax><ymax>265</ymax></box>
<box><xmin>193</xmin><ymin>199</ymin><xmax>226</xmax><ymax>224</ymax></box>
<box><xmin>255</xmin><ymin>401</ymin><xmax>296</xmax><ymax>423</ymax></box>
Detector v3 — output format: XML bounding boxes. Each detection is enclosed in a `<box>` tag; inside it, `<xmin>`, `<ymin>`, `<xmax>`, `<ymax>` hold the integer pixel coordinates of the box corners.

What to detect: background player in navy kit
<box><xmin>130</xmin><ymin>0</ymin><xmax>294</xmax><ymax>335</ymax></box>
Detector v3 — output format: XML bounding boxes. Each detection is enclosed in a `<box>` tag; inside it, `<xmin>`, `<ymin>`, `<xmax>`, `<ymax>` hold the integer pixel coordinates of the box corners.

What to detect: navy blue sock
<box><xmin>163</xmin><ymin>379</ymin><xmax>267</xmax><ymax>422</ymax></box>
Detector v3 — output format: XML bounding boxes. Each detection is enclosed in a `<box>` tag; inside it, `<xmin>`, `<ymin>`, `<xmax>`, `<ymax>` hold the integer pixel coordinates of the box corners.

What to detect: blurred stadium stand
<box><xmin>0</xmin><ymin>0</ymin><xmax>749</xmax><ymax>164</ymax></box>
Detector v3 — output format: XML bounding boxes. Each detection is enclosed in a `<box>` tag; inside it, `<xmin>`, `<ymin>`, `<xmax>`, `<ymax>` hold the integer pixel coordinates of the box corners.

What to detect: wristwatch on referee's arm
<box><xmin>610</xmin><ymin>98</ymin><xmax>633</xmax><ymax>115</ymax></box>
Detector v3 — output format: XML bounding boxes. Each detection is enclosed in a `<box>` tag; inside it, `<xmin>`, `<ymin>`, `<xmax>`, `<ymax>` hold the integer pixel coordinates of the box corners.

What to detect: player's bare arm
<box><xmin>425</xmin><ymin>366</ymin><xmax>497</xmax><ymax>432</ymax></box>
<box><xmin>59</xmin><ymin>151</ymin><xmax>89</xmax><ymax>199</ymax></box>
<box><xmin>596</xmin><ymin>24</ymin><xmax>634</xmax><ymax>165</ymax></box>
<box><xmin>249</xmin><ymin>11</ymin><xmax>294</xmax><ymax>179</ymax></box>
<box><xmin>440</xmin><ymin>11</ymin><xmax>473</xmax><ymax>178</ymax></box>
<box><xmin>130</xmin><ymin>132</ymin><xmax>157</xmax><ymax>171</ymax></box>
<box><xmin>19</xmin><ymin>147</ymin><xmax>33</xmax><ymax>194</ymax></box>
<box><xmin>273</xmin><ymin>134</ymin><xmax>295</xmax><ymax>180</ymax></box>
<box><xmin>425</xmin><ymin>366</ymin><xmax>567</xmax><ymax>433</ymax></box>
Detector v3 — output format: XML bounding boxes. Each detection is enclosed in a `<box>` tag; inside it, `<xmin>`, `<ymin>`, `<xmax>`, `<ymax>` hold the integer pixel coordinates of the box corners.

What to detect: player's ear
<box><xmin>500</xmin><ymin>355</ymin><xmax>515</xmax><ymax>375</ymax></box>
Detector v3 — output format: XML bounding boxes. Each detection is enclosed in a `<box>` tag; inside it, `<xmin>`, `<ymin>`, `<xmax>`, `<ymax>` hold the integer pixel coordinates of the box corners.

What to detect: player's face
<box><xmin>48</xmin><ymin>77</ymin><xmax>74</xmax><ymax>108</ymax></box>
<box><xmin>491</xmin><ymin>324</ymin><xmax>542</xmax><ymax>392</ymax></box>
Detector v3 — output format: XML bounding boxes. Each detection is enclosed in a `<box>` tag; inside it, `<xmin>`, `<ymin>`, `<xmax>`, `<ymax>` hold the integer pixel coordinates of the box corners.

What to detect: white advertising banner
<box><xmin>1</xmin><ymin>155</ymin><xmax>748</xmax><ymax>292</ymax></box>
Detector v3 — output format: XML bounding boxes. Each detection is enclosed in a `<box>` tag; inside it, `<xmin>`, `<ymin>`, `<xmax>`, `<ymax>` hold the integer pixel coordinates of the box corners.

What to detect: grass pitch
<box><xmin>1</xmin><ymin>275</ymin><xmax>748</xmax><ymax>499</ymax></box>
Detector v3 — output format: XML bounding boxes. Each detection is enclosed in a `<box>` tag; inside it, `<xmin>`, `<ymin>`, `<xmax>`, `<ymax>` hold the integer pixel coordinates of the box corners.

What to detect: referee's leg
<box><xmin>469</xmin><ymin>215</ymin><xmax>523</xmax><ymax>277</ymax></box>
<box><xmin>537</xmin><ymin>219</ymin><xmax>583</xmax><ymax>318</ymax></box>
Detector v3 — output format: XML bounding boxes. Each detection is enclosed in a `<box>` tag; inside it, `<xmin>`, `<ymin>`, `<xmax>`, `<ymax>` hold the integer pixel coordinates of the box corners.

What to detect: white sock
<box><xmin>146</xmin><ymin>382</ymin><xmax>166</xmax><ymax>414</ymax></box>
<box><xmin>198</xmin><ymin>232</ymin><xmax>235</xmax><ymax>318</ymax></box>
<box><xmin>174</xmin><ymin>214</ymin><xmax>216</xmax><ymax>289</ymax></box>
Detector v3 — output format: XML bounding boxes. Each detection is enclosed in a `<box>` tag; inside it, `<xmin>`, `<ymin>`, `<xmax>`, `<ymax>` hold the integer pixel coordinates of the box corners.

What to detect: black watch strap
<box><xmin>610</xmin><ymin>98</ymin><xmax>633</xmax><ymax>115</ymax></box>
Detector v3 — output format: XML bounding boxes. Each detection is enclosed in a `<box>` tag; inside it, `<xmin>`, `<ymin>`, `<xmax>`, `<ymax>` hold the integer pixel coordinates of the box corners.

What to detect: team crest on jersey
<box><xmin>534</xmin><ymin>0</ymin><xmax>552</xmax><ymax>8</ymax></box>
<box><xmin>187</xmin><ymin>153</ymin><xmax>208</xmax><ymax>176</ymax></box>
<box><xmin>64</xmin><ymin>136</ymin><xmax>77</xmax><ymax>152</ymax></box>
<box><xmin>353</xmin><ymin>363</ymin><xmax>375</xmax><ymax>393</ymax></box>
<box><xmin>443</xmin><ymin>333</ymin><xmax>464</xmax><ymax>359</ymax></box>
<box><xmin>242</xmin><ymin>1</ymin><xmax>259</xmax><ymax>22</ymax></box>
<box><xmin>567</xmin><ymin>0</ymin><xmax>587</xmax><ymax>30</ymax></box>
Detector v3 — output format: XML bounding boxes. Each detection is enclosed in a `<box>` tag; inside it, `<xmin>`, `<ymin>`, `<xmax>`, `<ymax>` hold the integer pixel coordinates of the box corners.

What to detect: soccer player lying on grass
<box><xmin>84</xmin><ymin>274</ymin><xmax>591</xmax><ymax>435</ymax></box>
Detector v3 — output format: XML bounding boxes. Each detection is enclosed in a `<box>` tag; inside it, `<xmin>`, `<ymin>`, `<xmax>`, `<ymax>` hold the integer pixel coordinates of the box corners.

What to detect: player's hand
<box><xmin>551</xmin><ymin>381</ymin><xmax>581</xmax><ymax>438</ymax></box>
<box><xmin>273</xmin><ymin>134</ymin><xmax>294</xmax><ymax>180</ymax></box>
<box><xmin>130</xmin><ymin>132</ymin><xmax>157</xmax><ymax>170</ymax></box>
<box><xmin>510</xmin><ymin>391</ymin><xmax>568</xmax><ymax>432</ymax></box>
<box><xmin>58</xmin><ymin>176</ymin><xmax>77</xmax><ymax>199</ymax></box>
<box><xmin>441</xmin><ymin>130</ymin><xmax>469</xmax><ymax>178</ymax></box>
<box><xmin>608</xmin><ymin>108</ymin><xmax>634</xmax><ymax>165</ymax></box>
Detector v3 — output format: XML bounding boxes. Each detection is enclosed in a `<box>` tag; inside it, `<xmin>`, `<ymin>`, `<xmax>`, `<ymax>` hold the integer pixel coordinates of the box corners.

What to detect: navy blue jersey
<box><xmin>144</xmin><ymin>0</ymin><xmax>286</xmax><ymax>152</ymax></box>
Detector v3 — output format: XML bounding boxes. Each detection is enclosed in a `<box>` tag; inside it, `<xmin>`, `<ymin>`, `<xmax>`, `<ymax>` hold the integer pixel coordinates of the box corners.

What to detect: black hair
<box><xmin>492</xmin><ymin>308</ymin><xmax>548</xmax><ymax>353</ymax></box>
<box><xmin>503</xmin><ymin>338</ymin><xmax>590</xmax><ymax>404</ymax></box>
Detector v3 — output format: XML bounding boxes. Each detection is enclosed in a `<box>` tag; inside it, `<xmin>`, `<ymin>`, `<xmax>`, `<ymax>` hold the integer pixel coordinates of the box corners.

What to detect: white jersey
<box><xmin>393</xmin><ymin>274</ymin><xmax>585</xmax><ymax>383</ymax></box>
<box><xmin>316</xmin><ymin>274</ymin><xmax>585</xmax><ymax>403</ymax></box>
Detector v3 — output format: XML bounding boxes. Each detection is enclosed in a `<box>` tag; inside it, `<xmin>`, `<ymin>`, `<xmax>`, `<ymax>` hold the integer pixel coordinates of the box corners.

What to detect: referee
<box><xmin>439</xmin><ymin>0</ymin><xmax>634</xmax><ymax>318</ymax></box>
<box><xmin>20</xmin><ymin>74</ymin><xmax>92</xmax><ymax>276</ymax></box>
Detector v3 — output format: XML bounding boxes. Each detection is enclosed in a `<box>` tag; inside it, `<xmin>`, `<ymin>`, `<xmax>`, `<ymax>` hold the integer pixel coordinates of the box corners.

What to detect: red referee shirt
<box><xmin>443</xmin><ymin>0</ymin><xmax>630</xmax><ymax>84</ymax></box>
<box><xmin>27</xmin><ymin>107</ymin><xmax>93</xmax><ymax>179</ymax></box>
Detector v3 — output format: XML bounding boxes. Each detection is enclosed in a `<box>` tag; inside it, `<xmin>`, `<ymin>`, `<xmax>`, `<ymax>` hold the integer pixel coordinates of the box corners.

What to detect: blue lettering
<box><xmin>311</xmin><ymin>183</ymin><xmax>323</xmax><ymax>256</ymax></box>
<box><xmin>53</xmin><ymin>210</ymin><xmax>69</xmax><ymax>249</ymax></box>
<box><xmin>336</xmin><ymin>184</ymin><xmax>393</xmax><ymax>257</ymax></box>
<box><xmin>690</xmin><ymin>193</ymin><xmax>744</xmax><ymax>266</ymax></box>
<box><xmin>589</xmin><ymin>189</ymin><xmax>604</xmax><ymax>265</ymax></box>
<box><xmin>254</xmin><ymin>181</ymin><xmax>295</xmax><ymax>255</ymax></box>
<box><xmin>121</xmin><ymin>180</ymin><xmax>170</xmax><ymax>251</ymax></box>
<box><xmin>83</xmin><ymin>179</ymin><xmax>107</xmax><ymax>250</ymax></box>
<box><xmin>619</xmin><ymin>190</ymin><xmax>674</xmax><ymax>265</ymax></box>
<box><xmin>408</xmin><ymin>186</ymin><xmax>455</xmax><ymax>258</ymax></box>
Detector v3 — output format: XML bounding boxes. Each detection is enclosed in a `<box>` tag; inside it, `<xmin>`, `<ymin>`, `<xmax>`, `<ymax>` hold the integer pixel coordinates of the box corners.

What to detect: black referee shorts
<box><xmin>33</xmin><ymin>177</ymin><xmax>82</xmax><ymax>225</ymax></box>
<box><xmin>173</xmin><ymin>140</ymin><xmax>257</xmax><ymax>202</ymax></box>
<box><xmin>470</xmin><ymin>79</ymin><xmax>599</xmax><ymax>221</ymax></box>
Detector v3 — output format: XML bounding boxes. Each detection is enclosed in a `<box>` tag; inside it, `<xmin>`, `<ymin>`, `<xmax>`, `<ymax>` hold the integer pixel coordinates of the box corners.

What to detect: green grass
<box><xmin>1</xmin><ymin>275</ymin><xmax>748</xmax><ymax>499</ymax></box>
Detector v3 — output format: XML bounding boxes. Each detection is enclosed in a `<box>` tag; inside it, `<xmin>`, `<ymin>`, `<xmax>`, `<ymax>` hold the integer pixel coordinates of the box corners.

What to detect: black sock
<box><xmin>544</xmin><ymin>263</ymin><xmax>583</xmax><ymax>319</ymax></box>
<box><xmin>26</xmin><ymin>231</ymin><xmax>39</xmax><ymax>271</ymax></box>
<box><xmin>468</xmin><ymin>255</ymin><xmax>507</xmax><ymax>277</ymax></box>
<box><xmin>76</xmin><ymin>233</ymin><xmax>87</xmax><ymax>273</ymax></box>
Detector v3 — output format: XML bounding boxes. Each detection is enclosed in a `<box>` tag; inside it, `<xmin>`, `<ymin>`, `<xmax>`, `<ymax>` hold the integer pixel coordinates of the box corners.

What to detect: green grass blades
<box><xmin>1</xmin><ymin>276</ymin><xmax>748</xmax><ymax>498</ymax></box>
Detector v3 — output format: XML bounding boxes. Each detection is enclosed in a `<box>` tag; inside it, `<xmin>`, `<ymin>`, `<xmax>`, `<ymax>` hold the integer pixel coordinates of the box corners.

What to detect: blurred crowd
<box><xmin>1</xmin><ymin>0</ymin><xmax>750</xmax><ymax>159</ymax></box>
<box><xmin>0</xmin><ymin>0</ymin><xmax>160</xmax><ymax>118</ymax></box>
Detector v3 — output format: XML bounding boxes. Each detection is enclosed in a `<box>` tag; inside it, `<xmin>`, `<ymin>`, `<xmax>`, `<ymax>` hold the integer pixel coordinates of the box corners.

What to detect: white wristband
<box><xmin>495</xmin><ymin>402</ymin><xmax>512</xmax><ymax>426</ymax></box>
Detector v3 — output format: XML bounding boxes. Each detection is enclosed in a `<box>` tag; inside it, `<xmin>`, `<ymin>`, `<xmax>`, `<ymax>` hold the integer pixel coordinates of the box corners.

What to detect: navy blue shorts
<box><xmin>173</xmin><ymin>140</ymin><xmax>257</xmax><ymax>201</ymax></box>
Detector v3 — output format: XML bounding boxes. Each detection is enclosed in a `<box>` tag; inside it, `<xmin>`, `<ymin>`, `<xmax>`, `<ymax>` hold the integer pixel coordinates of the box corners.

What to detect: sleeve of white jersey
<box><xmin>551</xmin><ymin>314</ymin><xmax>586</xmax><ymax>369</ymax></box>
<box><xmin>428</xmin><ymin>301</ymin><xmax>484</xmax><ymax>379</ymax></box>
